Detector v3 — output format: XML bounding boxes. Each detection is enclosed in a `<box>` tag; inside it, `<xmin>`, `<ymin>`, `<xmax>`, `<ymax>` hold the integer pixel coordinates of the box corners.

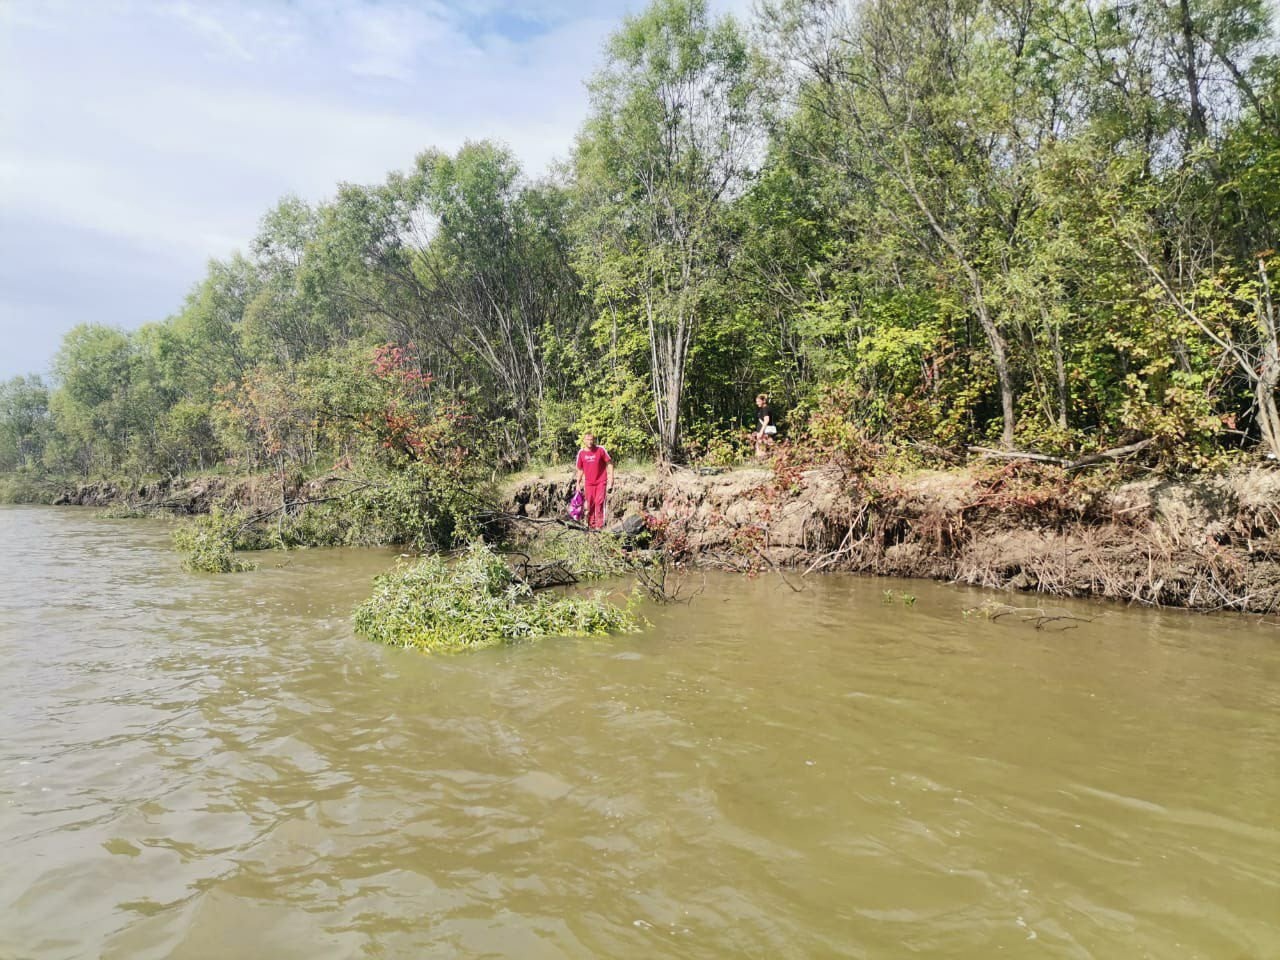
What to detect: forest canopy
<box><xmin>4</xmin><ymin>0</ymin><xmax>1280</xmax><ymax>485</ymax></box>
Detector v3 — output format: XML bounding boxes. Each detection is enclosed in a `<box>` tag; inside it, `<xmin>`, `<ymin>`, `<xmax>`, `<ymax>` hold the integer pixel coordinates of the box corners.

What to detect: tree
<box><xmin>765</xmin><ymin>0</ymin><xmax>1095</xmax><ymax>448</ymax></box>
<box><xmin>244</xmin><ymin>197</ymin><xmax>363</xmax><ymax>365</ymax></box>
<box><xmin>0</xmin><ymin>375</ymin><xmax>50</xmax><ymax>470</ymax></box>
<box><xmin>573</xmin><ymin>0</ymin><xmax>763</xmax><ymax>461</ymax></box>
<box><xmin>312</xmin><ymin>143</ymin><xmax>589</xmax><ymax>463</ymax></box>
<box><xmin>50</xmin><ymin>325</ymin><xmax>140</xmax><ymax>474</ymax></box>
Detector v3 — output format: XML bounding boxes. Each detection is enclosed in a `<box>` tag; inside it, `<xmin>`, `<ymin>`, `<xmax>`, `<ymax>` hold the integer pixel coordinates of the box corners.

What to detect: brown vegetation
<box><xmin>502</xmin><ymin>463</ymin><xmax>1280</xmax><ymax>615</ymax></box>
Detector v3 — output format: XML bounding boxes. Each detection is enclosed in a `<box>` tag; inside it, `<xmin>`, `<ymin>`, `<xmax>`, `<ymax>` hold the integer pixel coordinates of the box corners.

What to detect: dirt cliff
<box><xmin>502</xmin><ymin>463</ymin><xmax>1280</xmax><ymax>615</ymax></box>
<box><xmin>50</xmin><ymin>459</ymin><xmax>1280</xmax><ymax>614</ymax></box>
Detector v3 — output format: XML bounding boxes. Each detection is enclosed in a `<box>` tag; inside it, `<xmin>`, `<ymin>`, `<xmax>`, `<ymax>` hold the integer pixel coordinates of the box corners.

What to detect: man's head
<box><xmin>583</xmin><ymin>433</ymin><xmax>597</xmax><ymax>450</ymax></box>
<box><xmin>756</xmin><ymin>394</ymin><xmax>768</xmax><ymax>406</ymax></box>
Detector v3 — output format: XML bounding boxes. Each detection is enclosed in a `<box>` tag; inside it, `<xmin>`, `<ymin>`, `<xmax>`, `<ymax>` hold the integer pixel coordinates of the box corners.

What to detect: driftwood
<box><xmin>967</xmin><ymin>438</ymin><xmax>1154</xmax><ymax>472</ymax></box>
<box><xmin>982</xmin><ymin>602</ymin><xmax>1097</xmax><ymax>630</ymax></box>
<box><xmin>1060</xmin><ymin>438</ymin><xmax>1156</xmax><ymax>471</ymax></box>
<box><xmin>907</xmin><ymin>440</ymin><xmax>964</xmax><ymax>464</ymax></box>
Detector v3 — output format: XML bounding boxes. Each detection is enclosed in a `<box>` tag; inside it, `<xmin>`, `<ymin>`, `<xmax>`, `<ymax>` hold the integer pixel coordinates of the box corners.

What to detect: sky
<box><xmin>0</xmin><ymin>0</ymin><xmax>751</xmax><ymax>381</ymax></box>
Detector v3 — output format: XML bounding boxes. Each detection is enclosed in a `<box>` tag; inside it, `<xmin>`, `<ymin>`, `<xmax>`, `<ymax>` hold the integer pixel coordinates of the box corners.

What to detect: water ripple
<box><xmin>2</xmin><ymin>507</ymin><xmax>1279</xmax><ymax>959</ymax></box>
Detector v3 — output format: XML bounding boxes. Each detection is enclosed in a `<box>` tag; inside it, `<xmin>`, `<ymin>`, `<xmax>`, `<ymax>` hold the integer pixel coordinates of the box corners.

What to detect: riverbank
<box><xmin>21</xmin><ymin>459</ymin><xmax>1280</xmax><ymax>615</ymax></box>
<box><xmin>502</xmin><ymin>461</ymin><xmax>1280</xmax><ymax>615</ymax></box>
<box><xmin>47</xmin><ymin>473</ymin><xmax>333</xmax><ymax>513</ymax></box>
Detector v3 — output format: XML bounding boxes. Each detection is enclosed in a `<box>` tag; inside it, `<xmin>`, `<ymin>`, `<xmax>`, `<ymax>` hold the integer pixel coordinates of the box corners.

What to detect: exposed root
<box><xmin>500</xmin><ymin>464</ymin><xmax>1280</xmax><ymax>619</ymax></box>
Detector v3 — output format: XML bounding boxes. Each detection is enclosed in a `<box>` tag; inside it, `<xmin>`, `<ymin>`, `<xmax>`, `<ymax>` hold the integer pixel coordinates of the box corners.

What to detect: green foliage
<box><xmin>48</xmin><ymin>324</ymin><xmax>164</xmax><ymax>476</ymax></box>
<box><xmin>684</xmin><ymin>426</ymin><xmax>747</xmax><ymax>468</ymax></box>
<box><xmin>157</xmin><ymin>399</ymin><xmax>222</xmax><ymax>474</ymax></box>
<box><xmin>0</xmin><ymin>469</ymin><xmax>60</xmax><ymax>504</ymax></box>
<box><xmin>532</xmin><ymin>394</ymin><xmax>583</xmax><ymax>465</ymax></box>
<box><xmin>542</xmin><ymin>530</ymin><xmax>634</xmax><ymax>580</ymax></box>
<box><xmin>352</xmin><ymin>541</ymin><xmax>641</xmax><ymax>653</ymax></box>
<box><xmin>339</xmin><ymin>460</ymin><xmax>488</xmax><ymax>549</ymax></box>
<box><xmin>574</xmin><ymin>368</ymin><xmax>654</xmax><ymax>461</ymax></box>
<box><xmin>10</xmin><ymin>0</ymin><xmax>1280</xmax><ymax>492</ymax></box>
<box><xmin>0</xmin><ymin>375</ymin><xmax>51</xmax><ymax>471</ymax></box>
<box><xmin>573</xmin><ymin>0</ymin><xmax>763</xmax><ymax>460</ymax></box>
<box><xmin>173</xmin><ymin>510</ymin><xmax>257</xmax><ymax>574</ymax></box>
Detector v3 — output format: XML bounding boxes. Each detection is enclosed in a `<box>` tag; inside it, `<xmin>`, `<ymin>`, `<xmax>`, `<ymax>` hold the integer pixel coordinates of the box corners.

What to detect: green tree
<box><xmin>573</xmin><ymin>0</ymin><xmax>763</xmax><ymax>461</ymax></box>
<box><xmin>50</xmin><ymin>325</ymin><xmax>143</xmax><ymax>474</ymax></box>
<box><xmin>0</xmin><ymin>375</ymin><xmax>51</xmax><ymax>470</ymax></box>
<box><xmin>312</xmin><ymin>143</ymin><xmax>588</xmax><ymax>464</ymax></box>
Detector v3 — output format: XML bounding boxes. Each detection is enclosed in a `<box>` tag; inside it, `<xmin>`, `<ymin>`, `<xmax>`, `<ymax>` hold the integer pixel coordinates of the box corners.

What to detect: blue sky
<box><xmin>0</xmin><ymin>0</ymin><xmax>750</xmax><ymax>381</ymax></box>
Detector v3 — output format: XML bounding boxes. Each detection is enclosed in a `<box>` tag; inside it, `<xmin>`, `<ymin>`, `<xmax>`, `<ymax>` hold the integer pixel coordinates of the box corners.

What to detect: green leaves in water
<box><xmin>353</xmin><ymin>541</ymin><xmax>641</xmax><ymax>653</ymax></box>
<box><xmin>172</xmin><ymin>510</ymin><xmax>256</xmax><ymax>573</ymax></box>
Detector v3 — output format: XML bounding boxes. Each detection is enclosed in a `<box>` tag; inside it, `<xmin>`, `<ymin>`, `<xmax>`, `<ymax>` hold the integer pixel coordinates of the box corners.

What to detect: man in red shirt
<box><xmin>575</xmin><ymin>433</ymin><xmax>614</xmax><ymax>530</ymax></box>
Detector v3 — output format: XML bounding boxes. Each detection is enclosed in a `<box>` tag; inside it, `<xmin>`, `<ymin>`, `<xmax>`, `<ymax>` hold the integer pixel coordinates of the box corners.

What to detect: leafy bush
<box><xmin>353</xmin><ymin>541</ymin><xmax>640</xmax><ymax>652</ymax></box>
<box><xmin>291</xmin><ymin>461</ymin><xmax>489</xmax><ymax>549</ymax></box>
<box><xmin>574</xmin><ymin>369</ymin><xmax>653</xmax><ymax>461</ymax></box>
<box><xmin>0</xmin><ymin>470</ymin><xmax>60</xmax><ymax>504</ymax></box>
<box><xmin>683</xmin><ymin>421</ymin><xmax>748</xmax><ymax>467</ymax></box>
<box><xmin>172</xmin><ymin>509</ymin><xmax>257</xmax><ymax>573</ymax></box>
<box><xmin>542</xmin><ymin>528</ymin><xmax>634</xmax><ymax>579</ymax></box>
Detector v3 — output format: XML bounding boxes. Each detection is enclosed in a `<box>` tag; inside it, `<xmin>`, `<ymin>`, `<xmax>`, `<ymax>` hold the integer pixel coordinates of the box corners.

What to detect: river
<box><xmin>1</xmin><ymin>505</ymin><xmax>1278</xmax><ymax>958</ymax></box>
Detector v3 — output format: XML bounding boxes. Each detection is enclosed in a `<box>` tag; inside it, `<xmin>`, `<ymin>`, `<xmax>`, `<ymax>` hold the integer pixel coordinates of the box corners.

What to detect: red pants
<box><xmin>584</xmin><ymin>483</ymin><xmax>608</xmax><ymax>529</ymax></box>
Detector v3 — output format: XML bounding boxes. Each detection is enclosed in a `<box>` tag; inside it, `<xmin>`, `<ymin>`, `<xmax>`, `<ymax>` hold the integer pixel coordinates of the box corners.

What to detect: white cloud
<box><xmin>164</xmin><ymin>1</ymin><xmax>255</xmax><ymax>61</ymax></box>
<box><xmin>0</xmin><ymin>0</ymin><xmax>764</xmax><ymax>378</ymax></box>
<box><xmin>342</xmin><ymin>2</ymin><xmax>456</xmax><ymax>80</ymax></box>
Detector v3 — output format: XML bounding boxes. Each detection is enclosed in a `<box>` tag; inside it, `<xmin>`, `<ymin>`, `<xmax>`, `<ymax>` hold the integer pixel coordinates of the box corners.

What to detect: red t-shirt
<box><xmin>576</xmin><ymin>446</ymin><xmax>612</xmax><ymax>486</ymax></box>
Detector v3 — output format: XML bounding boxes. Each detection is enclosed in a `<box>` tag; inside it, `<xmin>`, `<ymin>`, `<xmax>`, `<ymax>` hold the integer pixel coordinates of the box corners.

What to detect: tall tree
<box><xmin>573</xmin><ymin>0</ymin><xmax>763</xmax><ymax>461</ymax></box>
<box><xmin>314</xmin><ymin>142</ymin><xmax>588</xmax><ymax>462</ymax></box>
<box><xmin>765</xmin><ymin>0</ymin><xmax>1089</xmax><ymax>448</ymax></box>
<box><xmin>0</xmin><ymin>375</ymin><xmax>50</xmax><ymax>470</ymax></box>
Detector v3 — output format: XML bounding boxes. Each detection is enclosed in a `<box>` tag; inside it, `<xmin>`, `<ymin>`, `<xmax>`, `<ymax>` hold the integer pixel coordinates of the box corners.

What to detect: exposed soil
<box><xmin>49</xmin><ymin>460</ymin><xmax>1280</xmax><ymax>615</ymax></box>
<box><xmin>51</xmin><ymin>474</ymin><xmax>350</xmax><ymax>516</ymax></box>
<box><xmin>501</xmin><ymin>462</ymin><xmax>1280</xmax><ymax>615</ymax></box>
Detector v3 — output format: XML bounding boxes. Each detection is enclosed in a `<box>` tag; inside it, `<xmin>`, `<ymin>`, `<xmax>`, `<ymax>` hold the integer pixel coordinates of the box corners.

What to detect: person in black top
<box><xmin>753</xmin><ymin>393</ymin><xmax>777</xmax><ymax>458</ymax></box>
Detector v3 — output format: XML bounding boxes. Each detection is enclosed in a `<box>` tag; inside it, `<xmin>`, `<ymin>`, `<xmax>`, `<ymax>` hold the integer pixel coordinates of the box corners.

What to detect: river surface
<box><xmin>1</xmin><ymin>506</ymin><xmax>1278</xmax><ymax>959</ymax></box>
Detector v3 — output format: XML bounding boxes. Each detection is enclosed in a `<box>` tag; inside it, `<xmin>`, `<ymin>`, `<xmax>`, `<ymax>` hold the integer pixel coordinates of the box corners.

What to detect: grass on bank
<box><xmin>353</xmin><ymin>541</ymin><xmax>641</xmax><ymax>653</ymax></box>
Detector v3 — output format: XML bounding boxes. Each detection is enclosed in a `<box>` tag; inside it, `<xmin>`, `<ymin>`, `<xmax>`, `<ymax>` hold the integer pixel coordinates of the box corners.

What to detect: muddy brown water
<box><xmin>1</xmin><ymin>505</ymin><xmax>1278</xmax><ymax>959</ymax></box>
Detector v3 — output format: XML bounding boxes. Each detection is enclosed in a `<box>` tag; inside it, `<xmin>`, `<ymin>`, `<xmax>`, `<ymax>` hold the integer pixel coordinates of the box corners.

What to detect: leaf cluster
<box><xmin>352</xmin><ymin>541</ymin><xmax>641</xmax><ymax>653</ymax></box>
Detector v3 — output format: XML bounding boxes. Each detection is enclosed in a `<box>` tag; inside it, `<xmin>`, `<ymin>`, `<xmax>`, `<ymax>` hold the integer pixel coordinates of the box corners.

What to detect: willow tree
<box><xmin>0</xmin><ymin>375</ymin><xmax>50</xmax><ymax>471</ymax></box>
<box><xmin>310</xmin><ymin>142</ymin><xmax>586</xmax><ymax>463</ymax></box>
<box><xmin>572</xmin><ymin>0</ymin><xmax>762</xmax><ymax>462</ymax></box>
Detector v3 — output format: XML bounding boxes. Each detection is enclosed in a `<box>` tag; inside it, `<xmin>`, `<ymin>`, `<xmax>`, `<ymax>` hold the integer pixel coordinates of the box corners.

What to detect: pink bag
<box><xmin>568</xmin><ymin>489</ymin><xmax>585</xmax><ymax>521</ymax></box>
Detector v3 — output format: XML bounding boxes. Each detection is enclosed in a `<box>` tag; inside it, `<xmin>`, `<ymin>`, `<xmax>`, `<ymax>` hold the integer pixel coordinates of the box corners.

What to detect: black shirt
<box><xmin>757</xmin><ymin>405</ymin><xmax>775</xmax><ymax>428</ymax></box>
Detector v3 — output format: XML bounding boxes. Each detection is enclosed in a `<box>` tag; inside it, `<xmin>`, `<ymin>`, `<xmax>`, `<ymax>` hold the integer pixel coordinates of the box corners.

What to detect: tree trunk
<box><xmin>898</xmin><ymin>149</ymin><xmax>1017</xmax><ymax>447</ymax></box>
<box><xmin>1052</xmin><ymin>323</ymin><xmax>1069</xmax><ymax>431</ymax></box>
<box><xmin>1257</xmin><ymin>365</ymin><xmax>1280</xmax><ymax>460</ymax></box>
<box><xmin>979</xmin><ymin>302</ymin><xmax>1017</xmax><ymax>449</ymax></box>
<box><xmin>1256</xmin><ymin>259</ymin><xmax>1280</xmax><ymax>459</ymax></box>
<box><xmin>1178</xmin><ymin>0</ymin><xmax>1209</xmax><ymax>144</ymax></box>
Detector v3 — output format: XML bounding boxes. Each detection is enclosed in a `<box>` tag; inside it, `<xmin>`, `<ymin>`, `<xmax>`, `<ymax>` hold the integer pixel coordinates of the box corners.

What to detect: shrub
<box><xmin>0</xmin><ymin>470</ymin><xmax>60</xmax><ymax>504</ymax></box>
<box><xmin>542</xmin><ymin>528</ymin><xmax>634</xmax><ymax>578</ymax></box>
<box><xmin>173</xmin><ymin>509</ymin><xmax>257</xmax><ymax>573</ymax></box>
<box><xmin>353</xmin><ymin>541</ymin><xmax>640</xmax><ymax>652</ymax></box>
